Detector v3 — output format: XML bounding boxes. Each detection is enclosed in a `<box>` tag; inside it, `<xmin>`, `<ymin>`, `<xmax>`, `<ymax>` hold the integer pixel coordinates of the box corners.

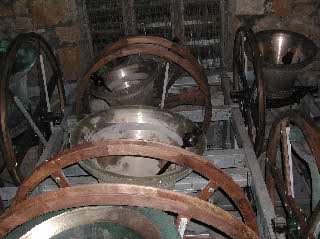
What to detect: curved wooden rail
<box><xmin>75</xmin><ymin>36</ymin><xmax>212</xmax><ymax>132</ymax></box>
<box><xmin>232</xmin><ymin>26</ymin><xmax>265</xmax><ymax>156</ymax></box>
<box><xmin>0</xmin><ymin>32</ymin><xmax>66</xmax><ymax>184</ymax></box>
<box><xmin>266</xmin><ymin>110</ymin><xmax>320</xmax><ymax>238</ymax></box>
<box><xmin>12</xmin><ymin>139</ymin><xmax>257</xmax><ymax>233</ymax></box>
<box><xmin>0</xmin><ymin>184</ymin><xmax>258</xmax><ymax>239</ymax></box>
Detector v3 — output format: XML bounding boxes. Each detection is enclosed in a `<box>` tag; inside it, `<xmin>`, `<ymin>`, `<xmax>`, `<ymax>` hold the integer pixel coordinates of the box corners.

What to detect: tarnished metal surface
<box><xmin>17</xmin><ymin>207</ymin><xmax>163</xmax><ymax>239</ymax></box>
<box><xmin>255</xmin><ymin>30</ymin><xmax>317</xmax><ymax>68</ymax></box>
<box><xmin>70</xmin><ymin>106</ymin><xmax>206</xmax><ymax>187</ymax></box>
<box><xmin>89</xmin><ymin>60</ymin><xmax>161</xmax><ymax>112</ymax></box>
<box><xmin>75</xmin><ymin>36</ymin><xmax>212</xmax><ymax>132</ymax></box>
<box><xmin>0</xmin><ymin>184</ymin><xmax>258</xmax><ymax>239</ymax></box>
<box><xmin>232</xmin><ymin>26</ymin><xmax>265</xmax><ymax>156</ymax></box>
<box><xmin>105</xmin><ymin>62</ymin><xmax>153</xmax><ymax>91</ymax></box>
<box><xmin>0</xmin><ymin>32</ymin><xmax>66</xmax><ymax>185</ymax></box>
<box><xmin>11</xmin><ymin>140</ymin><xmax>257</xmax><ymax>232</ymax></box>
<box><xmin>252</xmin><ymin>30</ymin><xmax>318</xmax><ymax>97</ymax></box>
<box><xmin>265</xmin><ymin>110</ymin><xmax>320</xmax><ymax>238</ymax></box>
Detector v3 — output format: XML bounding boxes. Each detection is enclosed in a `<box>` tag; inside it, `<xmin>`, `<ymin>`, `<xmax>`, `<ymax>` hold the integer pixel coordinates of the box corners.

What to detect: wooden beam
<box><xmin>171</xmin><ymin>0</ymin><xmax>185</xmax><ymax>43</ymax></box>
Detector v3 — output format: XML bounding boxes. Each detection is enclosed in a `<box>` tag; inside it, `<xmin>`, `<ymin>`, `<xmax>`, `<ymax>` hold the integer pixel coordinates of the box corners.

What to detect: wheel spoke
<box><xmin>160</xmin><ymin>62</ymin><xmax>170</xmax><ymax>109</ymax></box>
<box><xmin>51</xmin><ymin>169</ymin><xmax>70</xmax><ymax>188</ymax></box>
<box><xmin>164</xmin><ymin>88</ymin><xmax>205</xmax><ymax>109</ymax></box>
<box><xmin>12</xmin><ymin>95</ymin><xmax>47</xmax><ymax>146</ymax></box>
<box><xmin>280</xmin><ymin>122</ymin><xmax>294</xmax><ymax>197</ymax></box>
<box><xmin>39</xmin><ymin>54</ymin><xmax>54</xmax><ymax>133</ymax></box>
<box><xmin>176</xmin><ymin>179</ymin><xmax>218</xmax><ymax>237</ymax></box>
<box><xmin>198</xmin><ymin>179</ymin><xmax>218</xmax><ymax>201</ymax></box>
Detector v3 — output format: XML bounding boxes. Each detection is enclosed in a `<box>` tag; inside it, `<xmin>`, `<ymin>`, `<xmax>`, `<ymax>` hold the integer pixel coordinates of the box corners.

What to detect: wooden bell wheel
<box><xmin>6</xmin><ymin>139</ymin><xmax>258</xmax><ymax>238</ymax></box>
<box><xmin>75</xmin><ymin>36</ymin><xmax>212</xmax><ymax>132</ymax></box>
<box><xmin>0</xmin><ymin>32</ymin><xmax>66</xmax><ymax>185</ymax></box>
<box><xmin>232</xmin><ymin>26</ymin><xmax>265</xmax><ymax>156</ymax></box>
<box><xmin>0</xmin><ymin>184</ymin><xmax>258</xmax><ymax>239</ymax></box>
<box><xmin>265</xmin><ymin>110</ymin><xmax>320</xmax><ymax>238</ymax></box>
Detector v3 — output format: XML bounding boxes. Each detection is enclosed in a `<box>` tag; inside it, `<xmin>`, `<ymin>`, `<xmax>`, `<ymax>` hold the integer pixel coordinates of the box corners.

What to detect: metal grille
<box><xmin>135</xmin><ymin>0</ymin><xmax>172</xmax><ymax>39</ymax></box>
<box><xmin>184</xmin><ymin>0</ymin><xmax>222</xmax><ymax>69</ymax></box>
<box><xmin>85</xmin><ymin>1</ymin><xmax>125</xmax><ymax>53</ymax></box>
<box><xmin>85</xmin><ymin>0</ymin><xmax>224</xmax><ymax>69</ymax></box>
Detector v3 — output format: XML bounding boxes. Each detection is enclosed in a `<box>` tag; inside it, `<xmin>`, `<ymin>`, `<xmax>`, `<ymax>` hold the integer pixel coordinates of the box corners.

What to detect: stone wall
<box><xmin>0</xmin><ymin>0</ymin><xmax>93</xmax><ymax>82</ymax></box>
<box><xmin>253</xmin><ymin>0</ymin><xmax>320</xmax><ymax>46</ymax></box>
<box><xmin>1</xmin><ymin>0</ymin><xmax>318</xmax><ymax>74</ymax></box>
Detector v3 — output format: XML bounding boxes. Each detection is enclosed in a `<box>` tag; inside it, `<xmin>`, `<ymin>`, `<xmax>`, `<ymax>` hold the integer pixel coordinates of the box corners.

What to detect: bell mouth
<box><xmin>89</xmin><ymin>59</ymin><xmax>163</xmax><ymax>112</ymax></box>
<box><xmin>70</xmin><ymin>106</ymin><xmax>206</xmax><ymax>185</ymax></box>
<box><xmin>105</xmin><ymin>62</ymin><xmax>155</xmax><ymax>92</ymax></box>
<box><xmin>245</xmin><ymin>29</ymin><xmax>318</xmax><ymax>71</ymax></box>
<box><xmin>7</xmin><ymin>206</ymin><xmax>164</xmax><ymax>239</ymax></box>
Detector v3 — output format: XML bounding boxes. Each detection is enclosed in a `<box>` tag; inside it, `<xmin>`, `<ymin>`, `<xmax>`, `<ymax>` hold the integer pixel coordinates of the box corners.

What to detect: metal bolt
<box><xmin>208</xmin><ymin>188</ymin><xmax>215</xmax><ymax>193</ymax></box>
<box><xmin>55</xmin><ymin>177</ymin><xmax>61</xmax><ymax>183</ymax></box>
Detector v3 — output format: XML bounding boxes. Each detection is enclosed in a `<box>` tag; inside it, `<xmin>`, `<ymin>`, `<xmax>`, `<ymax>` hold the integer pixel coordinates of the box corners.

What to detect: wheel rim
<box><xmin>75</xmin><ymin>36</ymin><xmax>212</xmax><ymax>133</ymax></box>
<box><xmin>0</xmin><ymin>32</ymin><xmax>66</xmax><ymax>184</ymax></box>
<box><xmin>232</xmin><ymin>26</ymin><xmax>265</xmax><ymax>156</ymax></box>
<box><xmin>266</xmin><ymin>110</ymin><xmax>320</xmax><ymax>238</ymax></box>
